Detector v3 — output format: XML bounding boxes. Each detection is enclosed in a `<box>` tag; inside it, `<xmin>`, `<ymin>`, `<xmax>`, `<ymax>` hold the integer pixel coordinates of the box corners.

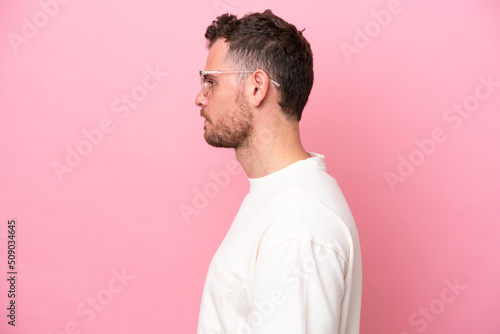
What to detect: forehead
<box><xmin>205</xmin><ymin>39</ymin><xmax>231</xmax><ymax>71</ymax></box>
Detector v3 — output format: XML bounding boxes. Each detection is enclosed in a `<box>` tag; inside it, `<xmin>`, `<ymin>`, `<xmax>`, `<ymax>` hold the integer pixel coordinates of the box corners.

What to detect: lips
<box><xmin>200</xmin><ymin>109</ymin><xmax>210</xmax><ymax>123</ymax></box>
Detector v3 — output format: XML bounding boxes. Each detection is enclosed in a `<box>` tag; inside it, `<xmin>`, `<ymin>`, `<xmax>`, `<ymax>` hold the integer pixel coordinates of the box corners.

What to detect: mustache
<box><xmin>200</xmin><ymin>109</ymin><xmax>209</xmax><ymax>121</ymax></box>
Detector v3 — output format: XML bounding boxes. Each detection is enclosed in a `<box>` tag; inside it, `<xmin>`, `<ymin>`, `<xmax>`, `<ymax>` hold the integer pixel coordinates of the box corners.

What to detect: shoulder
<box><xmin>256</xmin><ymin>166</ymin><xmax>356</xmax><ymax>262</ymax></box>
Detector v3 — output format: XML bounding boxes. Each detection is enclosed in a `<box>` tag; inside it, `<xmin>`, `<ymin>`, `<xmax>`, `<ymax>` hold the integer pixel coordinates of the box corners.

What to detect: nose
<box><xmin>195</xmin><ymin>89</ymin><xmax>207</xmax><ymax>107</ymax></box>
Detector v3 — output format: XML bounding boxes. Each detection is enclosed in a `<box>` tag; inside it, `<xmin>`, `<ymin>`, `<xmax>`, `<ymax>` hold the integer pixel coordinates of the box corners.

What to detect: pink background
<box><xmin>1</xmin><ymin>0</ymin><xmax>499</xmax><ymax>333</ymax></box>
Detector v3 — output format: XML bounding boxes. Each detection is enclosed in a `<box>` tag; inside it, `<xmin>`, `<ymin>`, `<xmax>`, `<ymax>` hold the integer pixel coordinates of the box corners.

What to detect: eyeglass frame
<box><xmin>199</xmin><ymin>70</ymin><xmax>280</xmax><ymax>96</ymax></box>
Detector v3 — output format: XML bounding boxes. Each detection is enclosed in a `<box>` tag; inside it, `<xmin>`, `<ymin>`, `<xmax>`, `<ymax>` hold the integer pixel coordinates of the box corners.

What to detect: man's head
<box><xmin>196</xmin><ymin>10</ymin><xmax>313</xmax><ymax>149</ymax></box>
<box><xmin>204</xmin><ymin>9</ymin><xmax>313</xmax><ymax>121</ymax></box>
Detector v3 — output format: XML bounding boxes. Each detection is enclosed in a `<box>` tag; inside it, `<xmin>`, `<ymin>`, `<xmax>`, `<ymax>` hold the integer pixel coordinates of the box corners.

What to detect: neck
<box><xmin>235</xmin><ymin>116</ymin><xmax>310</xmax><ymax>178</ymax></box>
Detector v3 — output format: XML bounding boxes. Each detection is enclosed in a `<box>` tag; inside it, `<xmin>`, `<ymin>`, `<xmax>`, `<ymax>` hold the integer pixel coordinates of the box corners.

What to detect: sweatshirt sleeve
<box><xmin>245</xmin><ymin>237</ymin><xmax>348</xmax><ymax>334</ymax></box>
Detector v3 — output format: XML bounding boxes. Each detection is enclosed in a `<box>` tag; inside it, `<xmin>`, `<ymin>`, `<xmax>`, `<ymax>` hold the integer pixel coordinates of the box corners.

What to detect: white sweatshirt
<box><xmin>197</xmin><ymin>152</ymin><xmax>362</xmax><ymax>334</ymax></box>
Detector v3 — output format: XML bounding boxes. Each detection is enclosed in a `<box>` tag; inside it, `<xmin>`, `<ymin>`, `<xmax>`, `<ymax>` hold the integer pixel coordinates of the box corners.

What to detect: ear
<box><xmin>247</xmin><ymin>70</ymin><xmax>271</xmax><ymax>108</ymax></box>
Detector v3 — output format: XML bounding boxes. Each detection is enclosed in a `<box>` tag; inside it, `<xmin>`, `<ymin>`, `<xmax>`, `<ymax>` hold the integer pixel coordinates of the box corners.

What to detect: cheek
<box><xmin>208</xmin><ymin>94</ymin><xmax>233</xmax><ymax>119</ymax></box>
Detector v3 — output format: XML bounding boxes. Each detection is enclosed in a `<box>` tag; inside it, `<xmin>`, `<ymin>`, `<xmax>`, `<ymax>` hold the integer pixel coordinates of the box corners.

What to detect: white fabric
<box><xmin>197</xmin><ymin>152</ymin><xmax>362</xmax><ymax>334</ymax></box>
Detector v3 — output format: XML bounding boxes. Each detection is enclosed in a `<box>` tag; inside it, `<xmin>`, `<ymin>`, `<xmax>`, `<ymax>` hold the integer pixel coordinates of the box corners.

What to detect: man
<box><xmin>194</xmin><ymin>10</ymin><xmax>362</xmax><ymax>334</ymax></box>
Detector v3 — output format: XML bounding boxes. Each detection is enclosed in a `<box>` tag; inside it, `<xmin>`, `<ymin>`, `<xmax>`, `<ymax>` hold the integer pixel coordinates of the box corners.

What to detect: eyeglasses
<box><xmin>199</xmin><ymin>70</ymin><xmax>280</xmax><ymax>96</ymax></box>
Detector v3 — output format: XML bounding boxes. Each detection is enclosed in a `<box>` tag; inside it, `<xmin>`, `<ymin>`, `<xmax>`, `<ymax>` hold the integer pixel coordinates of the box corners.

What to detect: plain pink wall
<box><xmin>1</xmin><ymin>0</ymin><xmax>499</xmax><ymax>333</ymax></box>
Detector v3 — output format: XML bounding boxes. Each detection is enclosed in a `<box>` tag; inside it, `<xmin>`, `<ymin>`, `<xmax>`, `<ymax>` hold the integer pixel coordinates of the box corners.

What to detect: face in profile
<box><xmin>196</xmin><ymin>39</ymin><xmax>255</xmax><ymax>150</ymax></box>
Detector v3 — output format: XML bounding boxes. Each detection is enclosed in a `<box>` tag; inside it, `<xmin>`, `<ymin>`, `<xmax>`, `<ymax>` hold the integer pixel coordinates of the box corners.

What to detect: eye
<box><xmin>207</xmin><ymin>80</ymin><xmax>216</xmax><ymax>88</ymax></box>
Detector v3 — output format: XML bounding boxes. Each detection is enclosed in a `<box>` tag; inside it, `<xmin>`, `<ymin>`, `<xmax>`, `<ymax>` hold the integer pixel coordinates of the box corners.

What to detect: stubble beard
<box><xmin>204</xmin><ymin>88</ymin><xmax>254</xmax><ymax>150</ymax></box>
